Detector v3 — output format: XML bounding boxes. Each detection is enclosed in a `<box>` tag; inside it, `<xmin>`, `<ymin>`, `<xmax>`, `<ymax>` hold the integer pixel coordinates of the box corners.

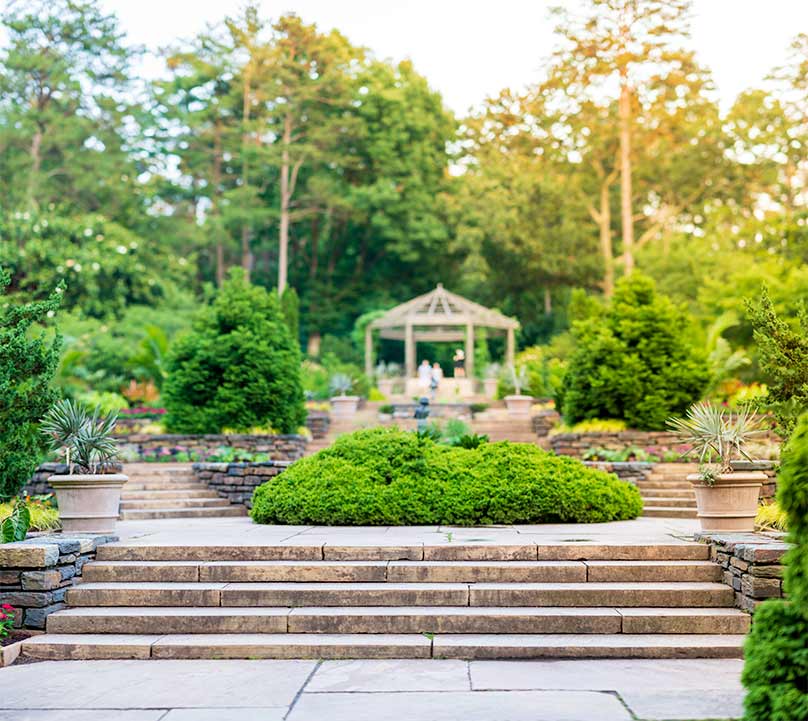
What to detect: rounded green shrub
<box><xmin>163</xmin><ymin>270</ymin><xmax>305</xmax><ymax>434</ymax></box>
<box><xmin>557</xmin><ymin>274</ymin><xmax>709</xmax><ymax>431</ymax></box>
<box><xmin>250</xmin><ymin>427</ymin><xmax>643</xmax><ymax>525</ymax></box>
<box><xmin>742</xmin><ymin>413</ymin><xmax>808</xmax><ymax>721</ymax></box>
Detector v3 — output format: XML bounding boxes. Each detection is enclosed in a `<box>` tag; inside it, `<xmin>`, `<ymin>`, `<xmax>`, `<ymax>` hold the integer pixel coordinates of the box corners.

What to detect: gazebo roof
<box><xmin>369</xmin><ymin>284</ymin><xmax>519</xmax><ymax>336</ymax></box>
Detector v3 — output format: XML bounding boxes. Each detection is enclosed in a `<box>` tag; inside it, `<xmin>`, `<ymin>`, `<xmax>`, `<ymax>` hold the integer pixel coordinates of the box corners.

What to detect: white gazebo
<box><xmin>364</xmin><ymin>284</ymin><xmax>519</xmax><ymax>394</ymax></box>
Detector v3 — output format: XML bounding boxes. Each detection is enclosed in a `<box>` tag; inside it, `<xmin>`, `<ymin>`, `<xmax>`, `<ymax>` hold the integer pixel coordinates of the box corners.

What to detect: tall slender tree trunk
<box><xmin>618</xmin><ymin>77</ymin><xmax>634</xmax><ymax>275</ymax></box>
<box><xmin>240</xmin><ymin>65</ymin><xmax>253</xmax><ymax>280</ymax></box>
<box><xmin>278</xmin><ymin>114</ymin><xmax>293</xmax><ymax>295</ymax></box>
<box><xmin>599</xmin><ymin>179</ymin><xmax>614</xmax><ymax>296</ymax></box>
<box><xmin>543</xmin><ymin>287</ymin><xmax>552</xmax><ymax>314</ymax></box>
<box><xmin>212</xmin><ymin>118</ymin><xmax>225</xmax><ymax>286</ymax></box>
<box><xmin>27</xmin><ymin>126</ymin><xmax>43</xmax><ymax>209</ymax></box>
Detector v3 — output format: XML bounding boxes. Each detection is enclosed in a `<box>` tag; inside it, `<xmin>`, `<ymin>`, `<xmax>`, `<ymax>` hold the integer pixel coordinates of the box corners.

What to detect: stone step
<box><xmin>45</xmin><ymin>606</ymin><xmax>750</xmax><ymax>635</ymax></box>
<box><xmin>21</xmin><ymin>632</ymin><xmax>746</xmax><ymax>660</ymax></box>
<box><xmin>635</xmin><ymin>481</ymin><xmax>692</xmax><ymax>490</ymax></box>
<box><xmin>94</xmin><ymin>543</ymin><xmax>710</xmax><ymax>562</ymax></box>
<box><xmin>638</xmin><ymin>497</ymin><xmax>698</xmax><ymax>509</ymax></box>
<box><xmin>122</xmin><ymin>482</ymin><xmax>208</xmax><ymax>491</ymax></box>
<box><xmin>119</xmin><ymin>506</ymin><xmax>247</xmax><ymax>520</ymax></box>
<box><xmin>119</xmin><ymin>498</ymin><xmax>233</xmax><ymax>510</ymax></box>
<box><xmin>639</xmin><ymin>488</ymin><xmax>695</xmax><ymax>498</ymax></box>
<box><xmin>65</xmin><ymin>581</ymin><xmax>734</xmax><ymax>608</ymax></box>
<box><xmin>80</xmin><ymin>560</ymin><xmax>722</xmax><ymax>584</ymax></box>
<box><xmin>121</xmin><ymin>489</ymin><xmax>221</xmax><ymax>500</ymax></box>
<box><xmin>642</xmin><ymin>507</ymin><xmax>699</xmax><ymax>519</ymax></box>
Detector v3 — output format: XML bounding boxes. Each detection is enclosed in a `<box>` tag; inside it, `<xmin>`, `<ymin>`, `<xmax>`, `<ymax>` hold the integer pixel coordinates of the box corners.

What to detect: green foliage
<box><xmin>280</xmin><ymin>287</ymin><xmax>300</xmax><ymax>347</ymax></box>
<box><xmin>557</xmin><ymin>274</ymin><xmax>709</xmax><ymax>431</ymax></box>
<box><xmin>41</xmin><ymin>399</ymin><xmax>119</xmax><ymax>473</ymax></box>
<box><xmin>0</xmin><ymin>604</ymin><xmax>14</xmax><ymax>639</ymax></box>
<box><xmin>582</xmin><ymin>446</ymin><xmax>660</xmax><ymax>463</ymax></box>
<box><xmin>498</xmin><ymin>343</ymin><xmax>569</xmax><ymax>399</ymax></box>
<box><xmin>163</xmin><ymin>270</ymin><xmax>305</xmax><ymax>434</ymax></box>
<box><xmin>0</xmin><ymin>270</ymin><xmax>62</xmax><ymax>500</ymax></box>
<box><xmin>1</xmin><ymin>499</ymin><xmax>31</xmax><ymax>543</ymax></box>
<box><xmin>743</xmin><ymin>414</ymin><xmax>808</xmax><ymax>720</ymax></box>
<box><xmin>251</xmin><ymin>427</ymin><xmax>643</xmax><ymax>525</ymax></box>
<box><xmin>747</xmin><ymin>287</ymin><xmax>808</xmax><ymax>440</ymax></box>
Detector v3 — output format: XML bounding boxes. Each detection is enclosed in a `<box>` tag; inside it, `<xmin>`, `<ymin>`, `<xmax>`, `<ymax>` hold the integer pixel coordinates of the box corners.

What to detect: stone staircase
<box><xmin>119</xmin><ymin>464</ymin><xmax>246</xmax><ymax>520</ymax></box>
<box><xmin>638</xmin><ymin>463</ymin><xmax>699</xmax><ymax>519</ymax></box>
<box><xmin>22</xmin><ymin>541</ymin><xmax>748</xmax><ymax>660</ymax></box>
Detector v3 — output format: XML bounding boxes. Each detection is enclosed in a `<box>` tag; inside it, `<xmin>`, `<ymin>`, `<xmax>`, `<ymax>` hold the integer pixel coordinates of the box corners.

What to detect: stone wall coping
<box><xmin>117</xmin><ymin>433</ymin><xmax>307</xmax><ymax>442</ymax></box>
<box><xmin>0</xmin><ymin>534</ymin><xmax>116</xmax><ymax>568</ymax></box>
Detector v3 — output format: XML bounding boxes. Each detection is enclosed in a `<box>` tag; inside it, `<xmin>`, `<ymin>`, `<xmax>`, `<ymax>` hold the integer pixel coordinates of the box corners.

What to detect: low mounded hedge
<box><xmin>250</xmin><ymin>427</ymin><xmax>644</xmax><ymax>526</ymax></box>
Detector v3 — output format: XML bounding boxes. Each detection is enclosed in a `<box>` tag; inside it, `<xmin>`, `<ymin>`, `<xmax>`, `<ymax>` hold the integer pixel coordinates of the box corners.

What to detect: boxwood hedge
<box><xmin>250</xmin><ymin>427</ymin><xmax>644</xmax><ymax>526</ymax></box>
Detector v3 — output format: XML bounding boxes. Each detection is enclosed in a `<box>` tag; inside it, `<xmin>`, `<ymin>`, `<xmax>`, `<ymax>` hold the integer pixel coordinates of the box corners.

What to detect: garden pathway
<box><xmin>0</xmin><ymin>657</ymin><xmax>745</xmax><ymax>720</ymax></box>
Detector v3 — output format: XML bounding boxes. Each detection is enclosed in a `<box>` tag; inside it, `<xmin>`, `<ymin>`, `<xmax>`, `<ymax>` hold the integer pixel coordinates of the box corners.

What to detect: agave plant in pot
<box><xmin>41</xmin><ymin>400</ymin><xmax>126</xmax><ymax>534</ymax></box>
<box><xmin>668</xmin><ymin>402</ymin><xmax>767</xmax><ymax>532</ymax></box>
<box><xmin>329</xmin><ymin>373</ymin><xmax>359</xmax><ymax>419</ymax></box>
<box><xmin>504</xmin><ymin>365</ymin><xmax>533</xmax><ymax>418</ymax></box>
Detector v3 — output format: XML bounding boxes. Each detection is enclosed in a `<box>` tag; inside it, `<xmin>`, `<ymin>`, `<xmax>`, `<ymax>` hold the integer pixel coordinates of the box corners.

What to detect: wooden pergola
<box><xmin>364</xmin><ymin>284</ymin><xmax>519</xmax><ymax>379</ymax></box>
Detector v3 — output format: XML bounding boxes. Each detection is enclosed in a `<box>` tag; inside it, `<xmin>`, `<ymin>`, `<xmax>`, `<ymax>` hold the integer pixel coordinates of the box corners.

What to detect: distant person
<box><xmin>430</xmin><ymin>362</ymin><xmax>443</xmax><ymax>400</ymax></box>
<box><xmin>418</xmin><ymin>359</ymin><xmax>432</xmax><ymax>390</ymax></box>
<box><xmin>453</xmin><ymin>349</ymin><xmax>466</xmax><ymax>378</ymax></box>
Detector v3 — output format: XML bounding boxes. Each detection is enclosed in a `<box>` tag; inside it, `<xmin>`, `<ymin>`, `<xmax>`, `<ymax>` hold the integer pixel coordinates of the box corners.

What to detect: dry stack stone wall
<box><xmin>0</xmin><ymin>534</ymin><xmax>114</xmax><ymax>629</ymax></box>
<box><xmin>118</xmin><ymin>434</ymin><xmax>307</xmax><ymax>462</ymax></box>
<box><xmin>193</xmin><ymin>461</ymin><xmax>292</xmax><ymax>508</ymax></box>
<box><xmin>697</xmin><ymin>532</ymin><xmax>789</xmax><ymax>612</ymax></box>
<box><xmin>583</xmin><ymin>461</ymin><xmax>654</xmax><ymax>485</ymax></box>
<box><xmin>549</xmin><ymin>431</ymin><xmax>685</xmax><ymax>458</ymax></box>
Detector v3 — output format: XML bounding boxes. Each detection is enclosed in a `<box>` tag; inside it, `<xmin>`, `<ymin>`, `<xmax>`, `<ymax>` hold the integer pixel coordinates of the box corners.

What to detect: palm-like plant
<box><xmin>509</xmin><ymin>364</ymin><xmax>529</xmax><ymax>396</ymax></box>
<box><xmin>667</xmin><ymin>402</ymin><xmax>764</xmax><ymax>477</ymax></box>
<box><xmin>41</xmin><ymin>400</ymin><xmax>118</xmax><ymax>474</ymax></box>
<box><xmin>329</xmin><ymin>373</ymin><xmax>354</xmax><ymax>397</ymax></box>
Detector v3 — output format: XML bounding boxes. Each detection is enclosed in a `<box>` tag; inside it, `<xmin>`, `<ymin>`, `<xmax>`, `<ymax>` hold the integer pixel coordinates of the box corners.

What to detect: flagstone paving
<box><xmin>0</xmin><ymin>658</ymin><xmax>744</xmax><ymax>720</ymax></box>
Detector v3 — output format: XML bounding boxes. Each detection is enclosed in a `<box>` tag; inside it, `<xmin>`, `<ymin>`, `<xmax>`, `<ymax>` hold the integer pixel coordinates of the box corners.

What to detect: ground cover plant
<box><xmin>251</xmin><ymin>427</ymin><xmax>643</xmax><ymax>526</ymax></box>
<box><xmin>742</xmin><ymin>413</ymin><xmax>808</xmax><ymax>720</ymax></box>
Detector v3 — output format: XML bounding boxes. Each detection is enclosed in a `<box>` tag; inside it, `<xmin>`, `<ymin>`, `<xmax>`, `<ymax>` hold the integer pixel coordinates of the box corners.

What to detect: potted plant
<box><xmin>668</xmin><ymin>402</ymin><xmax>767</xmax><ymax>531</ymax></box>
<box><xmin>41</xmin><ymin>400</ymin><xmax>126</xmax><ymax>534</ymax></box>
<box><xmin>375</xmin><ymin>362</ymin><xmax>396</xmax><ymax>398</ymax></box>
<box><xmin>329</xmin><ymin>373</ymin><xmax>359</xmax><ymax>419</ymax></box>
<box><xmin>483</xmin><ymin>363</ymin><xmax>500</xmax><ymax>399</ymax></box>
<box><xmin>504</xmin><ymin>365</ymin><xmax>533</xmax><ymax>418</ymax></box>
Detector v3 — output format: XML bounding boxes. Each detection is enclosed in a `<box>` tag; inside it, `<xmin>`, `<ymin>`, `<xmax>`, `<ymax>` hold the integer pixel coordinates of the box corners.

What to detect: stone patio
<box><xmin>0</xmin><ymin>658</ymin><xmax>744</xmax><ymax>720</ymax></box>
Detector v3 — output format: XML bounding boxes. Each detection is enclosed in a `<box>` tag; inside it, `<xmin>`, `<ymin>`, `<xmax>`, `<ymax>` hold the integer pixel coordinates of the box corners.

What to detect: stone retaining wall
<box><xmin>0</xmin><ymin>534</ymin><xmax>114</xmax><ymax>629</ymax></box>
<box><xmin>550</xmin><ymin>430</ymin><xmax>687</xmax><ymax>458</ymax></box>
<box><xmin>697</xmin><ymin>531</ymin><xmax>789</xmax><ymax>613</ymax></box>
<box><xmin>118</xmin><ymin>434</ymin><xmax>308</xmax><ymax>463</ymax></box>
<box><xmin>583</xmin><ymin>461</ymin><xmax>654</xmax><ymax>485</ymax></box>
<box><xmin>532</xmin><ymin>410</ymin><xmax>561</xmax><ymax>438</ymax></box>
<box><xmin>192</xmin><ymin>461</ymin><xmax>292</xmax><ymax>508</ymax></box>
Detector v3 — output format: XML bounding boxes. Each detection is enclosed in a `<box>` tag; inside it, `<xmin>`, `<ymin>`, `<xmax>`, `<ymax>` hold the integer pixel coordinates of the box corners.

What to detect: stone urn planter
<box><xmin>504</xmin><ymin>395</ymin><xmax>533</xmax><ymax>418</ymax></box>
<box><xmin>330</xmin><ymin>395</ymin><xmax>360</xmax><ymax>419</ymax></box>
<box><xmin>483</xmin><ymin>378</ymin><xmax>498</xmax><ymax>399</ymax></box>
<box><xmin>48</xmin><ymin>473</ymin><xmax>128</xmax><ymax>534</ymax></box>
<box><xmin>687</xmin><ymin>470</ymin><xmax>767</xmax><ymax>532</ymax></box>
<box><xmin>377</xmin><ymin>378</ymin><xmax>395</xmax><ymax>398</ymax></box>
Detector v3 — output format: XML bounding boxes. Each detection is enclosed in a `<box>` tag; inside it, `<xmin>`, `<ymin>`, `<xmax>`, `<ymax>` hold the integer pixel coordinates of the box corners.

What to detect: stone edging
<box><xmin>696</xmin><ymin>531</ymin><xmax>790</xmax><ymax>612</ymax></box>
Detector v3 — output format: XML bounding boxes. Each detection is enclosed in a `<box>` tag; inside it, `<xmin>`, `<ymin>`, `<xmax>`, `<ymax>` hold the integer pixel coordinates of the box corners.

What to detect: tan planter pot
<box><xmin>483</xmin><ymin>378</ymin><xmax>498</xmax><ymax>399</ymax></box>
<box><xmin>48</xmin><ymin>474</ymin><xmax>128</xmax><ymax>534</ymax></box>
<box><xmin>687</xmin><ymin>471</ymin><xmax>767</xmax><ymax>532</ymax></box>
<box><xmin>377</xmin><ymin>379</ymin><xmax>395</xmax><ymax>398</ymax></box>
<box><xmin>330</xmin><ymin>396</ymin><xmax>360</xmax><ymax>419</ymax></box>
<box><xmin>504</xmin><ymin>395</ymin><xmax>533</xmax><ymax>418</ymax></box>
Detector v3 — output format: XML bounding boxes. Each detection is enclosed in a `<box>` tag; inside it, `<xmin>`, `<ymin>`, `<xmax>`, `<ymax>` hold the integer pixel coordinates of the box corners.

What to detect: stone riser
<box><xmin>65</xmin><ymin>581</ymin><xmax>734</xmax><ymax>608</ymax></box>
<box><xmin>122</xmin><ymin>483</ymin><xmax>208</xmax><ymax>491</ymax></box>
<box><xmin>120</xmin><ymin>507</ymin><xmax>246</xmax><ymax>520</ymax></box>
<box><xmin>95</xmin><ymin>543</ymin><xmax>711</xmax><ymax>562</ymax></box>
<box><xmin>642</xmin><ymin>508</ymin><xmax>699</xmax><ymax>519</ymax></box>
<box><xmin>81</xmin><ymin>560</ymin><xmax>722</xmax><ymax>584</ymax></box>
<box><xmin>119</xmin><ymin>499</ymin><xmax>233</xmax><ymax>510</ymax></box>
<box><xmin>46</xmin><ymin>606</ymin><xmax>750</xmax><ymax>635</ymax></box>
<box><xmin>639</xmin><ymin>498</ymin><xmax>697</xmax><ymax>508</ymax></box>
<box><xmin>121</xmin><ymin>490</ymin><xmax>221</xmax><ymax>500</ymax></box>
<box><xmin>22</xmin><ymin>633</ymin><xmax>746</xmax><ymax>660</ymax></box>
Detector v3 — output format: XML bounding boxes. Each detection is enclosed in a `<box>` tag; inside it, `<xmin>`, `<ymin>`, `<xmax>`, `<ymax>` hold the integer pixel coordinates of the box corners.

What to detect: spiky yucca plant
<box><xmin>41</xmin><ymin>400</ymin><xmax>118</xmax><ymax>474</ymax></box>
<box><xmin>509</xmin><ymin>364</ymin><xmax>529</xmax><ymax>396</ymax></box>
<box><xmin>329</xmin><ymin>373</ymin><xmax>354</xmax><ymax>397</ymax></box>
<box><xmin>667</xmin><ymin>402</ymin><xmax>765</xmax><ymax>481</ymax></box>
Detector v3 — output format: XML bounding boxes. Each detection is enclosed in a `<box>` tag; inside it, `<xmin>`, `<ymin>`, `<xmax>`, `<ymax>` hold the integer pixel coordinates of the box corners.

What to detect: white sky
<box><xmin>93</xmin><ymin>1</ymin><xmax>808</xmax><ymax>114</ymax></box>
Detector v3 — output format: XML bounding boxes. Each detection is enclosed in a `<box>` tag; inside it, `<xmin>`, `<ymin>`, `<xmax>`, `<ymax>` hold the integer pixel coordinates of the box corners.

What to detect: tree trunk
<box><xmin>599</xmin><ymin>179</ymin><xmax>614</xmax><ymax>296</ymax></box>
<box><xmin>544</xmin><ymin>287</ymin><xmax>552</xmax><ymax>314</ymax></box>
<box><xmin>618</xmin><ymin>79</ymin><xmax>634</xmax><ymax>275</ymax></box>
<box><xmin>240</xmin><ymin>64</ymin><xmax>253</xmax><ymax>280</ymax></box>
<box><xmin>213</xmin><ymin>118</ymin><xmax>225</xmax><ymax>286</ymax></box>
<box><xmin>27</xmin><ymin>126</ymin><xmax>43</xmax><ymax>209</ymax></box>
<box><xmin>278</xmin><ymin>114</ymin><xmax>293</xmax><ymax>295</ymax></box>
<box><xmin>307</xmin><ymin>332</ymin><xmax>321</xmax><ymax>358</ymax></box>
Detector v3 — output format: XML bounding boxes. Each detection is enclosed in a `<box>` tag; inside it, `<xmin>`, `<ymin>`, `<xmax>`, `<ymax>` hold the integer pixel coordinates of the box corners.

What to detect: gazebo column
<box><xmin>364</xmin><ymin>325</ymin><xmax>373</xmax><ymax>380</ymax></box>
<box><xmin>405</xmin><ymin>322</ymin><xmax>415</xmax><ymax>378</ymax></box>
<box><xmin>465</xmin><ymin>323</ymin><xmax>474</xmax><ymax>379</ymax></box>
<box><xmin>506</xmin><ymin>326</ymin><xmax>515</xmax><ymax>368</ymax></box>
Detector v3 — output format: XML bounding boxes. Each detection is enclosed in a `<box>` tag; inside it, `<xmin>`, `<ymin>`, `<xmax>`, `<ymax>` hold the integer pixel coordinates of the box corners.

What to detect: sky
<box><xmin>97</xmin><ymin>0</ymin><xmax>808</xmax><ymax>114</ymax></box>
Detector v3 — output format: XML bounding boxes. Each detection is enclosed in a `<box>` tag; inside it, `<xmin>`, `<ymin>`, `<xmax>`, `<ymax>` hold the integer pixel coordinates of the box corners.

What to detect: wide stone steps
<box><xmin>642</xmin><ymin>507</ymin><xmax>699</xmax><ymax>519</ymax></box>
<box><xmin>81</xmin><ymin>560</ymin><xmax>723</xmax><ymax>584</ymax></box>
<box><xmin>22</xmin><ymin>632</ymin><xmax>746</xmax><ymax>660</ymax></box>
<box><xmin>119</xmin><ymin>498</ymin><xmax>233</xmax><ymax>510</ymax></box>
<box><xmin>119</xmin><ymin>506</ymin><xmax>247</xmax><ymax>520</ymax></box>
<box><xmin>638</xmin><ymin>497</ymin><xmax>697</xmax><ymax>509</ymax></box>
<box><xmin>121</xmin><ymin>489</ymin><xmax>222</xmax><ymax>500</ymax></box>
<box><xmin>23</xmin><ymin>541</ymin><xmax>747</xmax><ymax>660</ymax></box>
<box><xmin>46</xmin><ymin>606</ymin><xmax>749</xmax><ymax>635</ymax></box>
